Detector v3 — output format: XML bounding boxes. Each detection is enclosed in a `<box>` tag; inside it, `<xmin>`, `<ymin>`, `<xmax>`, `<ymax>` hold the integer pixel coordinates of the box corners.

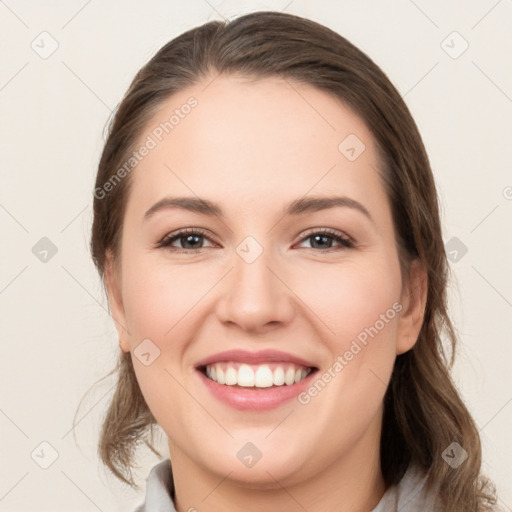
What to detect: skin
<box><xmin>105</xmin><ymin>74</ymin><xmax>427</xmax><ymax>512</ymax></box>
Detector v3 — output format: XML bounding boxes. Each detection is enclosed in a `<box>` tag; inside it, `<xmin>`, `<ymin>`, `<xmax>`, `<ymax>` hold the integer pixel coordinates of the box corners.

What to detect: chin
<box><xmin>204</xmin><ymin>445</ymin><xmax>312</xmax><ymax>489</ymax></box>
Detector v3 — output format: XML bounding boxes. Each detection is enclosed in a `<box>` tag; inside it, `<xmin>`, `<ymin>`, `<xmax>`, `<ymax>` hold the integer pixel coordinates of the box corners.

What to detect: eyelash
<box><xmin>155</xmin><ymin>227</ymin><xmax>355</xmax><ymax>253</ymax></box>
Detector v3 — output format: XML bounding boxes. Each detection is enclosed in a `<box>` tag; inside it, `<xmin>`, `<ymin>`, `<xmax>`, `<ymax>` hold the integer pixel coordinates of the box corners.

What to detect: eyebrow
<box><xmin>143</xmin><ymin>195</ymin><xmax>373</xmax><ymax>223</ymax></box>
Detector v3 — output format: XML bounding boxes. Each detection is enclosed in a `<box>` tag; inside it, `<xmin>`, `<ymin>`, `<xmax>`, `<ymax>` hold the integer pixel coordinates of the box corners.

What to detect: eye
<box><xmin>296</xmin><ymin>228</ymin><xmax>354</xmax><ymax>251</ymax></box>
<box><xmin>155</xmin><ymin>228</ymin><xmax>216</xmax><ymax>253</ymax></box>
<box><xmin>156</xmin><ymin>227</ymin><xmax>354</xmax><ymax>253</ymax></box>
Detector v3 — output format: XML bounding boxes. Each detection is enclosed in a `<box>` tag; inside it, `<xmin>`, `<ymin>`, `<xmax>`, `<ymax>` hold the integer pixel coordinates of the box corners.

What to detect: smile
<box><xmin>202</xmin><ymin>362</ymin><xmax>313</xmax><ymax>388</ymax></box>
<box><xmin>196</xmin><ymin>363</ymin><xmax>318</xmax><ymax>411</ymax></box>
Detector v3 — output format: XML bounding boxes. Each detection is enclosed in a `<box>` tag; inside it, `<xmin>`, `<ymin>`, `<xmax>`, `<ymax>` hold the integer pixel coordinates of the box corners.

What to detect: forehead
<box><xmin>127</xmin><ymin>74</ymin><xmax>386</xmax><ymax>220</ymax></box>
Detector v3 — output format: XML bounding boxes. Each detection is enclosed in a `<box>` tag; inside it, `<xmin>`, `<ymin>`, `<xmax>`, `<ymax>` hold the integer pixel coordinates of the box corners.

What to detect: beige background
<box><xmin>1</xmin><ymin>0</ymin><xmax>511</xmax><ymax>510</ymax></box>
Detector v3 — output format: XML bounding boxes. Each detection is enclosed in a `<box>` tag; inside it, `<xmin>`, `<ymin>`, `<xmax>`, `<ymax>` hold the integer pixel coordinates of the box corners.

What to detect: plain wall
<box><xmin>1</xmin><ymin>1</ymin><xmax>511</xmax><ymax>510</ymax></box>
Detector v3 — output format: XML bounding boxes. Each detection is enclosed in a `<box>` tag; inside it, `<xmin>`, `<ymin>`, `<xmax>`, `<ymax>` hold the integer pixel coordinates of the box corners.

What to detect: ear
<box><xmin>104</xmin><ymin>250</ymin><xmax>130</xmax><ymax>353</ymax></box>
<box><xmin>396</xmin><ymin>258</ymin><xmax>428</xmax><ymax>355</ymax></box>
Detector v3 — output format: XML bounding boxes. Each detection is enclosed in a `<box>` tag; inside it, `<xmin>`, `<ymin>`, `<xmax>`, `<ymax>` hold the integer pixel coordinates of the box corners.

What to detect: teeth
<box><xmin>225</xmin><ymin>366</ymin><xmax>237</xmax><ymax>385</ymax></box>
<box><xmin>204</xmin><ymin>362</ymin><xmax>312</xmax><ymax>388</ymax></box>
<box><xmin>255</xmin><ymin>365</ymin><xmax>273</xmax><ymax>388</ymax></box>
<box><xmin>238</xmin><ymin>364</ymin><xmax>255</xmax><ymax>387</ymax></box>
<box><xmin>273</xmin><ymin>366</ymin><xmax>285</xmax><ymax>386</ymax></box>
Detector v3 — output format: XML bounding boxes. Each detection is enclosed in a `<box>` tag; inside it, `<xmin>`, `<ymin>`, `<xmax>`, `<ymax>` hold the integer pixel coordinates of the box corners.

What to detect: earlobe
<box><xmin>104</xmin><ymin>251</ymin><xmax>130</xmax><ymax>353</ymax></box>
<box><xmin>396</xmin><ymin>259</ymin><xmax>428</xmax><ymax>355</ymax></box>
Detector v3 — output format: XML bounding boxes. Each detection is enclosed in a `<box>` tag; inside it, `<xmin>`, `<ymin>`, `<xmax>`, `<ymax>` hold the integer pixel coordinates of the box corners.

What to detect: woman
<box><xmin>83</xmin><ymin>10</ymin><xmax>498</xmax><ymax>512</ymax></box>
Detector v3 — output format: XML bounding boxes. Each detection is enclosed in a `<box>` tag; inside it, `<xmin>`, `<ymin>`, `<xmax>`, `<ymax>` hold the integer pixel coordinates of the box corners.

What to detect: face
<box><xmin>105</xmin><ymin>74</ymin><xmax>426</xmax><ymax>488</ymax></box>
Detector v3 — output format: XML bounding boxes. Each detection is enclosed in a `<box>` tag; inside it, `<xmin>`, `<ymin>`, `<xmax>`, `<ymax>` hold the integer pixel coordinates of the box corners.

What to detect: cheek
<box><xmin>131</xmin><ymin>357</ymin><xmax>188</xmax><ymax>443</ymax></box>
<box><xmin>295</xmin><ymin>256</ymin><xmax>402</xmax><ymax>420</ymax></box>
<box><xmin>295</xmin><ymin>256</ymin><xmax>402</xmax><ymax>345</ymax></box>
<box><xmin>121</xmin><ymin>255</ymin><xmax>202</xmax><ymax>341</ymax></box>
<box><xmin>295</xmin><ymin>255</ymin><xmax>402</xmax><ymax>410</ymax></box>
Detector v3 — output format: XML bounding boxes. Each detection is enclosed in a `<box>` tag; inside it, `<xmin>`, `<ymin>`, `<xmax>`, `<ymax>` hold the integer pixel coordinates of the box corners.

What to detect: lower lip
<box><xmin>196</xmin><ymin>368</ymin><xmax>317</xmax><ymax>411</ymax></box>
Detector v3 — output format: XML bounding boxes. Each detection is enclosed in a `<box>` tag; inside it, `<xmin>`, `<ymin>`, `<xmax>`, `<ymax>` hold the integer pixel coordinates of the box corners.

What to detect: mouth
<box><xmin>193</xmin><ymin>349</ymin><xmax>319</xmax><ymax>410</ymax></box>
<box><xmin>197</xmin><ymin>361</ymin><xmax>318</xmax><ymax>389</ymax></box>
<box><xmin>195</xmin><ymin>359</ymin><xmax>319</xmax><ymax>411</ymax></box>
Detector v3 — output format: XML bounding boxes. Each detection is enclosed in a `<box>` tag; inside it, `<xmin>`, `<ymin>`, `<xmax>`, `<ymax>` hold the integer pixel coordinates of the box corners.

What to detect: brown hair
<box><xmin>76</xmin><ymin>10</ymin><xmax>497</xmax><ymax>509</ymax></box>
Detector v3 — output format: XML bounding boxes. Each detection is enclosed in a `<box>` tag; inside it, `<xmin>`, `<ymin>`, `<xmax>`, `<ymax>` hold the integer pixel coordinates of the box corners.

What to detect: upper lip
<box><xmin>195</xmin><ymin>349</ymin><xmax>318</xmax><ymax>369</ymax></box>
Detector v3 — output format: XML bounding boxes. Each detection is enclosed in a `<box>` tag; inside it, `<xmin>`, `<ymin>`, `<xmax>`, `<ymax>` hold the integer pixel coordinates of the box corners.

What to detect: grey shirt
<box><xmin>132</xmin><ymin>458</ymin><xmax>438</xmax><ymax>512</ymax></box>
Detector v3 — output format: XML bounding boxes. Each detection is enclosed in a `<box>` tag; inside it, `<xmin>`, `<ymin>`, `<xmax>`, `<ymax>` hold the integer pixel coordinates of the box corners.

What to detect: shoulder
<box><xmin>130</xmin><ymin>458</ymin><xmax>176</xmax><ymax>512</ymax></box>
<box><xmin>396</xmin><ymin>464</ymin><xmax>439</xmax><ymax>511</ymax></box>
<box><xmin>372</xmin><ymin>464</ymin><xmax>440</xmax><ymax>512</ymax></box>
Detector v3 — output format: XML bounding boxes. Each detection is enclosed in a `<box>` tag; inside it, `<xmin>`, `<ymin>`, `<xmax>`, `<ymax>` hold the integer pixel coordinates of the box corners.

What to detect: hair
<box><xmin>76</xmin><ymin>10</ymin><xmax>497</xmax><ymax>510</ymax></box>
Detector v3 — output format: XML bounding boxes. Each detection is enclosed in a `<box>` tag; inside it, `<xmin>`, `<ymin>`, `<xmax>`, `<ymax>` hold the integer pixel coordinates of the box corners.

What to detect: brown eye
<box><xmin>156</xmin><ymin>228</ymin><xmax>216</xmax><ymax>252</ymax></box>
<box><xmin>297</xmin><ymin>229</ymin><xmax>354</xmax><ymax>251</ymax></box>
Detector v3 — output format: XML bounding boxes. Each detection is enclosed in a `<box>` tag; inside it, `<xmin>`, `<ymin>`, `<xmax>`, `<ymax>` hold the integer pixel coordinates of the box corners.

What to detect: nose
<box><xmin>216</xmin><ymin>244</ymin><xmax>295</xmax><ymax>333</ymax></box>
